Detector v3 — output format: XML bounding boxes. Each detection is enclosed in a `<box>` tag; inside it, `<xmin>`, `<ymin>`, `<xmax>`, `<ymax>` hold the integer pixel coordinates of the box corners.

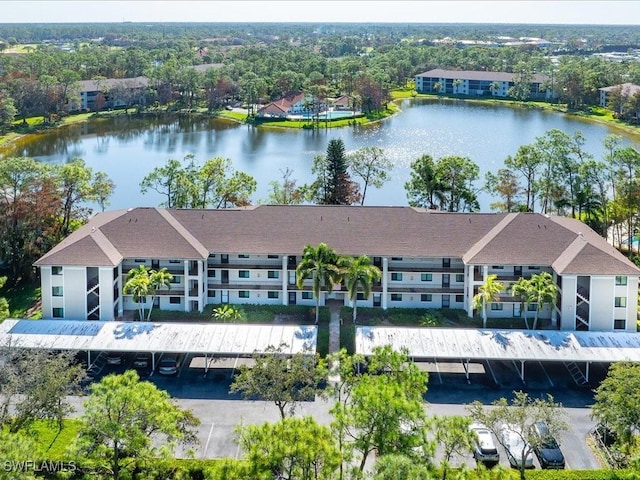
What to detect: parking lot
<box><xmin>74</xmin><ymin>350</ymin><xmax>605</xmax><ymax>469</ymax></box>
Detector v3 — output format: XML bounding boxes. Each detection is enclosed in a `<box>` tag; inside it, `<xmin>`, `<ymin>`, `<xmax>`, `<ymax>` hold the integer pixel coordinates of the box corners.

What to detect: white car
<box><xmin>469</xmin><ymin>422</ymin><xmax>500</xmax><ymax>466</ymax></box>
<box><xmin>500</xmin><ymin>424</ymin><xmax>534</xmax><ymax>469</ymax></box>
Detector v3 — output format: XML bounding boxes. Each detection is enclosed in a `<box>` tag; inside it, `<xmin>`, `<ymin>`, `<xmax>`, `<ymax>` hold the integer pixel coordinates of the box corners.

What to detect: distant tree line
<box><xmin>2</xmin><ymin>23</ymin><xmax>640</xmax><ymax>130</ymax></box>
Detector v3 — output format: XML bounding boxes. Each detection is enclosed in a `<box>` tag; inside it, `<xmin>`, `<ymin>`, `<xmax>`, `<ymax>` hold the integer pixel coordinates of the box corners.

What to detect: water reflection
<box><xmin>1</xmin><ymin>100</ymin><xmax>639</xmax><ymax>211</ymax></box>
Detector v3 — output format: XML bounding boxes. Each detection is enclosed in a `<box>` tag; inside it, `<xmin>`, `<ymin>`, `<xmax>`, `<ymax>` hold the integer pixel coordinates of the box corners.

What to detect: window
<box><xmin>421</xmin><ymin>273</ymin><xmax>432</xmax><ymax>282</ymax></box>
<box><xmin>268</xmin><ymin>270</ymin><xmax>279</xmax><ymax>279</ymax></box>
<box><xmin>134</xmin><ymin>259</ymin><xmax>146</xmax><ymax>263</ymax></box>
<box><xmin>616</xmin><ymin>276</ymin><xmax>628</xmax><ymax>286</ymax></box>
<box><xmin>52</xmin><ymin>308</ymin><xmax>64</xmax><ymax>318</ymax></box>
<box><xmin>357</xmin><ymin>292</ymin><xmax>365</xmax><ymax>300</ymax></box>
<box><xmin>302</xmin><ymin>292</ymin><xmax>313</xmax><ymax>300</ymax></box>
<box><xmin>528</xmin><ymin>303</ymin><xmax>538</xmax><ymax>311</ymax></box>
<box><xmin>169</xmin><ymin>297</ymin><xmax>181</xmax><ymax>304</ymax></box>
<box><xmin>52</xmin><ymin>286</ymin><xmax>63</xmax><ymax>297</ymax></box>
<box><xmin>391</xmin><ymin>257</ymin><xmax>403</xmax><ymax>261</ymax></box>
<box><xmin>421</xmin><ymin>294</ymin><xmax>432</xmax><ymax>302</ymax></box>
<box><xmin>268</xmin><ymin>255</ymin><xmax>279</xmax><ymax>259</ymax></box>
<box><xmin>491</xmin><ymin>303</ymin><xmax>504</xmax><ymax>311</ymax></box>
<box><xmin>169</xmin><ymin>259</ymin><xmax>181</xmax><ymax>264</ymax></box>
<box><xmin>391</xmin><ymin>272</ymin><xmax>403</xmax><ymax>281</ymax></box>
<box><xmin>391</xmin><ymin>293</ymin><xmax>402</xmax><ymax>302</ymax></box>
<box><xmin>442</xmin><ymin>258</ymin><xmax>451</xmax><ymax>268</ymax></box>
<box><xmin>239</xmin><ymin>270</ymin><xmax>250</xmax><ymax>279</ymax></box>
<box><xmin>455</xmin><ymin>274</ymin><xmax>464</xmax><ymax>283</ymax></box>
<box><xmin>268</xmin><ymin>291</ymin><xmax>279</xmax><ymax>299</ymax></box>
<box><xmin>208</xmin><ymin>290</ymin><xmax>216</xmax><ymax>298</ymax></box>
<box><xmin>442</xmin><ymin>295</ymin><xmax>450</xmax><ymax>308</ymax></box>
<box><xmin>207</xmin><ymin>270</ymin><xmax>216</xmax><ymax>278</ymax></box>
<box><xmin>615</xmin><ymin>296</ymin><xmax>627</xmax><ymax>308</ymax></box>
<box><xmin>455</xmin><ymin>294</ymin><xmax>464</xmax><ymax>303</ymax></box>
<box><xmin>491</xmin><ymin>266</ymin><xmax>504</xmax><ymax>270</ymax></box>
<box><xmin>614</xmin><ymin>318</ymin><xmax>626</xmax><ymax>330</ymax></box>
<box><xmin>239</xmin><ymin>291</ymin><xmax>250</xmax><ymax>299</ymax></box>
<box><xmin>238</xmin><ymin>254</ymin><xmax>250</xmax><ymax>259</ymax></box>
<box><xmin>170</xmin><ymin>275</ymin><xmax>180</xmax><ymax>283</ymax></box>
<box><xmin>527</xmin><ymin>266</ymin><xmax>540</xmax><ymax>270</ymax></box>
<box><xmin>52</xmin><ymin>266</ymin><xmax>63</xmax><ymax>275</ymax></box>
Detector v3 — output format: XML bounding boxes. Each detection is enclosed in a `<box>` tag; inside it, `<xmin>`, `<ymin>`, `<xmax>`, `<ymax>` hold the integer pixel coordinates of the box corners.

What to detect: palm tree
<box><xmin>472</xmin><ymin>274</ymin><xmax>504</xmax><ymax>328</ymax></box>
<box><xmin>123</xmin><ymin>267</ymin><xmax>151</xmax><ymax>321</ymax></box>
<box><xmin>123</xmin><ymin>265</ymin><xmax>173</xmax><ymax>321</ymax></box>
<box><xmin>295</xmin><ymin>243</ymin><xmax>343</xmax><ymax>325</ymax></box>
<box><xmin>511</xmin><ymin>272</ymin><xmax>558</xmax><ymax>330</ymax></box>
<box><xmin>343</xmin><ymin>255</ymin><xmax>381</xmax><ymax>323</ymax></box>
<box><xmin>511</xmin><ymin>276</ymin><xmax>532</xmax><ymax>329</ymax></box>
<box><xmin>146</xmin><ymin>267</ymin><xmax>173</xmax><ymax>320</ymax></box>
<box><xmin>528</xmin><ymin>272</ymin><xmax>558</xmax><ymax>330</ymax></box>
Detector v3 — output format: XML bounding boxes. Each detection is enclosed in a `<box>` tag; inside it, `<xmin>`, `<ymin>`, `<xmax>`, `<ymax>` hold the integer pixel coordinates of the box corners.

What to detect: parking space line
<box><xmin>202</xmin><ymin>421</ymin><xmax>215</xmax><ymax>459</ymax></box>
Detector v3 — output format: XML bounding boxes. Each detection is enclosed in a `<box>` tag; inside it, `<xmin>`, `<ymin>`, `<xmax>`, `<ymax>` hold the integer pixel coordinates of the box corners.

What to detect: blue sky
<box><xmin>0</xmin><ymin>1</ymin><xmax>638</xmax><ymax>24</ymax></box>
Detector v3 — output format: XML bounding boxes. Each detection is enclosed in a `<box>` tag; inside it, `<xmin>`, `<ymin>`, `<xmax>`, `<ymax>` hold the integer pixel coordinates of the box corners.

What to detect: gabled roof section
<box><xmin>549</xmin><ymin>216</ymin><xmax>640</xmax><ymax>275</ymax></box>
<box><xmin>464</xmin><ymin>212</ymin><xmax>640</xmax><ymax>275</ymax></box>
<box><xmin>35</xmin><ymin>209</ymin><xmax>127</xmax><ymax>267</ymax></box>
<box><xmin>156</xmin><ymin>209</ymin><xmax>210</xmax><ymax>259</ymax></box>
<box><xmin>35</xmin><ymin>208</ymin><xmax>209</xmax><ymax>267</ymax></box>
<box><xmin>462</xmin><ymin>213</ymin><xmax>518</xmax><ymax>264</ymax></box>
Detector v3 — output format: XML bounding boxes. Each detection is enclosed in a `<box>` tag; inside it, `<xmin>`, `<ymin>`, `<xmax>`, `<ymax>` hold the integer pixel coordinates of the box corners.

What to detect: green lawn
<box><xmin>1</xmin><ymin>278</ymin><xmax>41</xmax><ymax>319</ymax></box>
<box><xmin>30</xmin><ymin>419</ymin><xmax>82</xmax><ymax>459</ymax></box>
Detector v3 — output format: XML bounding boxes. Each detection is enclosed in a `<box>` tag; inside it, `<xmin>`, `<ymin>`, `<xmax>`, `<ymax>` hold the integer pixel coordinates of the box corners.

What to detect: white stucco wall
<box><xmin>590</xmin><ymin>276</ymin><xmax>615</xmax><ymax>331</ymax></box>
<box><xmin>560</xmin><ymin>275</ymin><xmax>577</xmax><ymax>331</ymax></box>
<box><xmin>63</xmin><ymin>267</ymin><xmax>87</xmax><ymax>320</ymax></box>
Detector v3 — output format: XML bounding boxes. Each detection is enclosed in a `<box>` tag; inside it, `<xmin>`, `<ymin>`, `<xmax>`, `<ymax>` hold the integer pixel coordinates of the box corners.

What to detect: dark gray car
<box><xmin>531</xmin><ymin>421</ymin><xmax>565</xmax><ymax>469</ymax></box>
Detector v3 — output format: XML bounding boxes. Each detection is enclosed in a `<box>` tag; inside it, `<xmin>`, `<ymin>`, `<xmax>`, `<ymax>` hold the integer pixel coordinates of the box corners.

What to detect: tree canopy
<box><xmin>72</xmin><ymin>370</ymin><xmax>199</xmax><ymax>480</ymax></box>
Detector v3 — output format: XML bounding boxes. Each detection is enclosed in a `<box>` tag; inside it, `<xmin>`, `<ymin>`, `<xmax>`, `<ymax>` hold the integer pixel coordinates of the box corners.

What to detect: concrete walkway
<box><xmin>326</xmin><ymin>300</ymin><xmax>342</xmax><ymax>355</ymax></box>
<box><xmin>326</xmin><ymin>300</ymin><xmax>342</xmax><ymax>383</ymax></box>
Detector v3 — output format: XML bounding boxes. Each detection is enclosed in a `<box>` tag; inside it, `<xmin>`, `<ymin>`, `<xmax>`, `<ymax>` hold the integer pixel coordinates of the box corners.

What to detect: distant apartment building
<box><xmin>35</xmin><ymin>206</ymin><xmax>639</xmax><ymax>333</ymax></box>
<box><xmin>415</xmin><ymin>69</ymin><xmax>553</xmax><ymax>100</ymax></box>
<box><xmin>599</xmin><ymin>83</ymin><xmax>640</xmax><ymax>108</ymax></box>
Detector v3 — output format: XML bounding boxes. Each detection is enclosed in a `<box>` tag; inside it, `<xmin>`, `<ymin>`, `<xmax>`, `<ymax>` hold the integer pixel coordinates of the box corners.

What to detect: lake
<box><xmin>3</xmin><ymin>99</ymin><xmax>639</xmax><ymax>211</ymax></box>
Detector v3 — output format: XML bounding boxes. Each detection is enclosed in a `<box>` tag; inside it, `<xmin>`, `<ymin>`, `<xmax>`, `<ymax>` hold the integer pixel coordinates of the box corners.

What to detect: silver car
<box><xmin>500</xmin><ymin>423</ymin><xmax>534</xmax><ymax>469</ymax></box>
<box><xmin>158</xmin><ymin>354</ymin><xmax>180</xmax><ymax>375</ymax></box>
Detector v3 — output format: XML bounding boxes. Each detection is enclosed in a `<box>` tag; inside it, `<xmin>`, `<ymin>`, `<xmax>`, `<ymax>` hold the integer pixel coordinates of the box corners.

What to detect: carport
<box><xmin>356</xmin><ymin>326</ymin><xmax>640</xmax><ymax>385</ymax></box>
<box><xmin>0</xmin><ymin>319</ymin><xmax>317</xmax><ymax>373</ymax></box>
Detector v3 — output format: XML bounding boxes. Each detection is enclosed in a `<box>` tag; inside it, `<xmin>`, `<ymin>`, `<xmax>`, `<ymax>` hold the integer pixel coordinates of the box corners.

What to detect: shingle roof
<box><xmin>34</xmin><ymin>206</ymin><xmax>640</xmax><ymax>276</ymax></box>
<box><xmin>599</xmin><ymin>83</ymin><xmax>640</xmax><ymax>95</ymax></box>
<box><xmin>416</xmin><ymin>68</ymin><xmax>549</xmax><ymax>84</ymax></box>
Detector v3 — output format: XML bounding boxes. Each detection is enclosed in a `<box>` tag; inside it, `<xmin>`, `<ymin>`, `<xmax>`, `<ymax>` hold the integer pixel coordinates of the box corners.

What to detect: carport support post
<box><xmin>152</xmin><ymin>352</ymin><xmax>156</xmax><ymax>372</ymax></box>
<box><xmin>204</xmin><ymin>353</ymin><xmax>209</xmax><ymax>374</ymax></box>
<box><xmin>520</xmin><ymin>360</ymin><xmax>525</xmax><ymax>383</ymax></box>
<box><xmin>464</xmin><ymin>358</ymin><xmax>471</xmax><ymax>383</ymax></box>
<box><xmin>586</xmin><ymin>361</ymin><xmax>590</xmax><ymax>382</ymax></box>
<box><xmin>87</xmin><ymin>351</ymin><xmax>91</xmax><ymax>368</ymax></box>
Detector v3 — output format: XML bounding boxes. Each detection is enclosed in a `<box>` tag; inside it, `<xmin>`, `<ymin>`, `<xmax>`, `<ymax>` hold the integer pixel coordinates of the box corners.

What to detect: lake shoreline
<box><xmin>2</xmin><ymin>93</ymin><xmax>640</xmax><ymax>153</ymax></box>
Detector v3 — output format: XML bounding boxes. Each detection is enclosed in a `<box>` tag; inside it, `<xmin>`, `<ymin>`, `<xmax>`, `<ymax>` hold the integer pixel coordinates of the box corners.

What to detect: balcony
<box><xmin>207</xmin><ymin>262</ymin><xmax>282</xmax><ymax>270</ymax></box>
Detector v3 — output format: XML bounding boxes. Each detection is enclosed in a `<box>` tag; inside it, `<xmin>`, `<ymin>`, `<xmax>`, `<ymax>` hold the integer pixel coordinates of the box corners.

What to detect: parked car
<box><xmin>530</xmin><ymin>421</ymin><xmax>565</xmax><ymax>469</ymax></box>
<box><xmin>469</xmin><ymin>422</ymin><xmax>500</xmax><ymax>466</ymax></box>
<box><xmin>133</xmin><ymin>352</ymin><xmax>151</xmax><ymax>369</ymax></box>
<box><xmin>106</xmin><ymin>352</ymin><xmax>123</xmax><ymax>365</ymax></box>
<box><xmin>500</xmin><ymin>424</ymin><xmax>534</xmax><ymax>469</ymax></box>
<box><xmin>158</xmin><ymin>354</ymin><xmax>180</xmax><ymax>375</ymax></box>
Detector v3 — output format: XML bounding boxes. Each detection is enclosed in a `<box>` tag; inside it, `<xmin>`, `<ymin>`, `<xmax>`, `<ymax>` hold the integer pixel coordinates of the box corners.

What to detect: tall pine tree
<box><xmin>324</xmin><ymin>139</ymin><xmax>360</xmax><ymax>205</ymax></box>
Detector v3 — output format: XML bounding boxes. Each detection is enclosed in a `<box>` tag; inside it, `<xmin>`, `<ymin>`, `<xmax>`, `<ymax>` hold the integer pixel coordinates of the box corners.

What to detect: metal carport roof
<box><xmin>355</xmin><ymin>326</ymin><xmax>640</xmax><ymax>363</ymax></box>
<box><xmin>0</xmin><ymin>319</ymin><xmax>317</xmax><ymax>355</ymax></box>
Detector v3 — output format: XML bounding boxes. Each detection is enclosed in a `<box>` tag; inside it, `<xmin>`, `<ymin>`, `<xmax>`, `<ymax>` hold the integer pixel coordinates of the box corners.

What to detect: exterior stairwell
<box><xmin>564</xmin><ymin>362</ymin><xmax>589</xmax><ymax>385</ymax></box>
